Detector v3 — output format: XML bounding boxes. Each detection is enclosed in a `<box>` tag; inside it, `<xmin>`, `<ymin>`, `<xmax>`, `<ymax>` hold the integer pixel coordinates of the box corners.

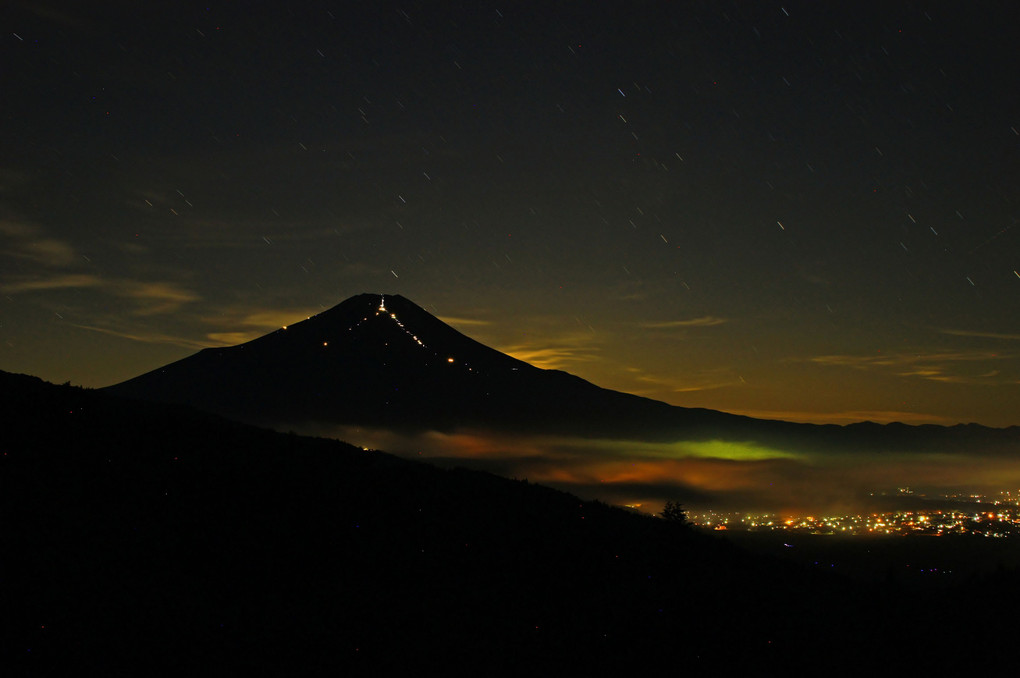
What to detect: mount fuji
<box><xmin>104</xmin><ymin>293</ymin><xmax>1019</xmax><ymax>454</ymax></box>
<box><xmin>105</xmin><ymin>293</ymin><xmax>698</xmax><ymax>436</ymax></box>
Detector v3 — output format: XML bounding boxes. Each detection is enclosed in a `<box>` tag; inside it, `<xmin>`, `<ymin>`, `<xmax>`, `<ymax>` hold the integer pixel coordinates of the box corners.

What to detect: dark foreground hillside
<box><xmin>1</xmin><ymin>371</ymin><xmax>1011</xmax><ymax>675</ymax></box>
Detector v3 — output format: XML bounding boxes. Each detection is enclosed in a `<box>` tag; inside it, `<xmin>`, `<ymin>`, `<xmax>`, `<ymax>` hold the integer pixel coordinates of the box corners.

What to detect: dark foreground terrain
<box><xmin>726</xmin><ymin>530</ymin><xmax>1020</xmax><ymax>585</ymax></box>
<box><xmin>2</xmin><ymin>370</ymin><xmax>1015</xmax><ymax>675</ymax></box>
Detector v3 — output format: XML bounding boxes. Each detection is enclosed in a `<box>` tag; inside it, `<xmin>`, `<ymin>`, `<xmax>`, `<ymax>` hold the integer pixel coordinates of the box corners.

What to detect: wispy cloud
<box><xmin>238</xmin><ymin>308</ymin><xmax>324</xmax><ymax>328</ymax></box>
<box><xmin>940</xmin><ymin>328</ymin><xmax>1020</xmax><ymax>341</ymax></box>
<box><xmin>439</xmin><ymin>316</ymin><xmax>492</xmax><ymax>328</ymax></box>
<box><xmin>1</xmin><ymin>272</ymin><xmax>200</xmax><ymax>316</ymax></box>
<box><xmin>606</xmin><ymin>279</ymin><xmax>649</xmax><ymax>302</ymax></box>
<box><xmin>619</xmin><ymin>364</ymin><xmax>742</xmax><ymax>397</ymax></box>
<box><xmin>73</xmin><ymin>304</ymin><xmax>322</xmax><ymax>350</ymax></box>
<box><xmin>0</xmin><ymin>220</ymin><xmax>78</xmax><ymax>267</ymax></box>
<box><xmin>479</xmin><ymin>314</ymin><xmax>605</xmax><ymax>371</ymax></box>
<box><xmin>808</xmin><ymin>350</ymin><xmax>1012</xmax><ymax>385</ymax></box>
<box><xmin>924</xmin><ymin>374</ymin><xmax>1005</xmax><ymax>385</ymax></box>
<box><xmin>206</xmin><ymin>332</ymin><xmax>259</xmax><ymax>346</ymax></box>
<box><xmin>810</xmin><ymin>351</ymin><xmax>1003</xmax><ymax>368</ymax></box>
<box><xmin>72</xmin><ymin>323</ymin><xmax>211</xmax><ymax>350</ymax></box>
<box><xmin>640</xmin><ymin>316</ymin><xmax>728</xmax><ymax>329</ymax></box>
<box><xmin>671</xmin><ymin>383</ymin><xmax>734</xmax><ymax>393</ymax></box>
<box><xmin>0</xmin><ymin>273</ymin><xmax>103</xmax><ymax>293</ymax></box>
<box><xmin>505</xmin><ymin>340</ymin><xmax>601</xmax><ymax>370</ymax></box>
<box><xmin>201</xmin><ymin>306</ymin><xmax>324</xmax><ymax>345</ymax></box>
<box><xmin>0</xmin><ymin>218</ymin><xmax>198</xmax><ymax>315</ymax></box>
<box><xmin>119</xmin><ymin>281</ymin><xmax>200</xmax><ymax>315</ymax></box>
<box><xmin>18</xmin><ymin>238</ymin><xmax>77</xmax><ymax>267</ymax></box>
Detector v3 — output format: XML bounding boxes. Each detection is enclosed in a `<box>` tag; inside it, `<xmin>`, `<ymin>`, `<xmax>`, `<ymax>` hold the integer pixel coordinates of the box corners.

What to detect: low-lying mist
<box><xmin>287</xmin><ymin>422</ymin><xmax>1020</xmax><ymax>517</ymax></box>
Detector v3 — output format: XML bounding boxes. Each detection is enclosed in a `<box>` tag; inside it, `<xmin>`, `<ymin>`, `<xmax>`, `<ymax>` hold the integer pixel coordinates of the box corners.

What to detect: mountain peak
<box><xmin>265</xmin><ymin>292</ymin><xmax>494</xmax><ymax>368</ymax></box>
<box><xmin>102</xmin><ymin>293</ymin><xmax>1020</xmax><ymax>449</ymax></box>
<box><xmin>103</xmin><ymin>292</ymin><xmax>678</xmax><ymax>436</ymax></box>
<box><xmin>228</xmin><ymin>293</ymin><xmax>445</xmax><ymax>358</ymax></box>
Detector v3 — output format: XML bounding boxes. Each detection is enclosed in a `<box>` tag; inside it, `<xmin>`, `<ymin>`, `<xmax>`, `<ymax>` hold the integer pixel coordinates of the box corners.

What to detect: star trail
<box><xmin>1</xmin><ymin>1</ymin><xmax>1017</xmax><ymax>426</ymax></box>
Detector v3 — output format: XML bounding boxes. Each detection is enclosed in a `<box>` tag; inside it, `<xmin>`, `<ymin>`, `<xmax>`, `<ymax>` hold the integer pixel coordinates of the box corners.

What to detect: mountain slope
<box><xmin>4</xmin><ymin>370</ymin><xmax>1009</xmax><ymax>675</ymax></box>
<box><xmin>105</xmin><ymin>293</ymin><xmax>692</xmax><ymax>435</ymax></box>
<box><xmin>104</xmin><ymin>293</ymin><xmax>1020</xmax><ymax>453</ymax></box>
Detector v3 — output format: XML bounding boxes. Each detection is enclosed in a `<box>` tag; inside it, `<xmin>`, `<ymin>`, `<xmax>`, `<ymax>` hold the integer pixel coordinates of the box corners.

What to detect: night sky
<box><xmin>3</xmin><ymin>1</ymin><xmax>1018</xmax><ymax>429</ymax></box>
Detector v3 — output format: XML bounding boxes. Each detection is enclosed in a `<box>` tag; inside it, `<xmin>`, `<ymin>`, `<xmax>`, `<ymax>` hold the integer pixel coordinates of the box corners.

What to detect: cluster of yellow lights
<box><xmin>387</xmin><ymin>312</ymin><xmax>426</xmax><ymax>347</ymax></box>
<box><xmin>696</xmin><ymin>506</ymin><xmax>1020</xmax><ymax>538</ymax></box>
<box><xmin>290</xmin><ymin>296</ymin><xmax>461</xmax><ymax>364</ymax></box>
<box><xmin>373</xmin><ymin>295</ymin><xmax>426</xmax><ymax>347</ymax></box>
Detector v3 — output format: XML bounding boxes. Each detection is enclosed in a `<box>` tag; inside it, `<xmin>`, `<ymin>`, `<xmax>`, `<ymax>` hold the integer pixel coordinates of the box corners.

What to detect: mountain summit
<box><xmin>104</xmin><ymin>293</ymin><xmax>690</xmax><ymax>436</ymax></box>
<box><xmin>105</xmin><ymin>293</ymin><xmax>1019</xmax><ymax>451</ymax></box>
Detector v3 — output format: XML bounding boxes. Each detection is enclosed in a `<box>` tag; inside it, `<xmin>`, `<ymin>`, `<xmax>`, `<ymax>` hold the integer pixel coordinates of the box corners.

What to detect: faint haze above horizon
<box><xmin>1</xmin><ymin>2</ymin><xmax>1018</xmax><ymax>427</ymax></box>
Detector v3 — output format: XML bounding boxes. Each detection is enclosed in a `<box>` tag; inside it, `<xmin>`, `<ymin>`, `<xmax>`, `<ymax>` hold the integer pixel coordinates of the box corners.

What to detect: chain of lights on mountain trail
<box><xmin>278</xmin><ymin>295</ymin><xmax>472</xmax><ymax>371</ymax></box>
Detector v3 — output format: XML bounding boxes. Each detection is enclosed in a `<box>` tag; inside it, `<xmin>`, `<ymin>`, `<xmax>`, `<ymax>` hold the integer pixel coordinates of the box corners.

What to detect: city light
<box><xmin>688</xmin><ymin>489</ymin><xmax>1020</xmax><ymax>538</ymax></box>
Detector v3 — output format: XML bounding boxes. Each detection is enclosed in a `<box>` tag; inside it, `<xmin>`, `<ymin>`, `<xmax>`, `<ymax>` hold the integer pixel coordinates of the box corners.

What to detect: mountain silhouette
<box><xmin>105</xmin><ymin>293</ymin><xmax>1020</xmax><ymax>453</ymax></box>
<box><xmin>105</xmin><ymin>293</ymin><xmax>694</xmax><ymax>435</ymax></box>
